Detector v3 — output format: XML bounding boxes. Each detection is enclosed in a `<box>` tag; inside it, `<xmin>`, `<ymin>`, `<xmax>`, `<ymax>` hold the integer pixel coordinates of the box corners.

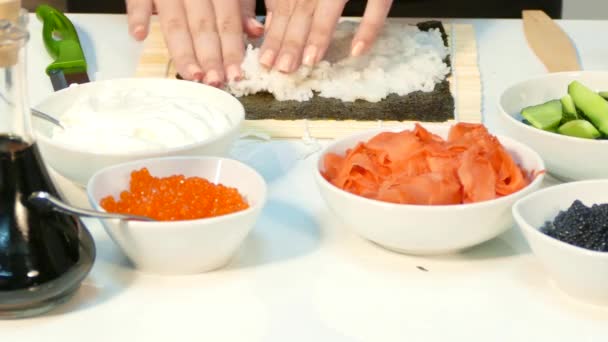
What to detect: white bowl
<box><xmin>314</xmin><ymin>123</ymin><xmax>545</xmax><ymax>255</ymax></box>
<box><xmin>34</xmin><ymin>78</ymin><xmax>245</xmax><ymax>186</ymax></box>
<box><xmin>497</xmin><ymin>71</ymin><xmax>608</xmax><ymax>181</ymax></box>
<box><xmin>86</xmin><ymin>156</ymin><xmax>266</xmax><ymax>275</ymax></box>
<box><xmin>513</xmin><ymin>180</ymin><xmax>608</xmax><ymax>306</ymax></box>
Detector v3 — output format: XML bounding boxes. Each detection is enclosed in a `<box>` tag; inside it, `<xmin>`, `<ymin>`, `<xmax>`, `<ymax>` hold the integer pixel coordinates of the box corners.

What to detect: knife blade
<box><xmin>522</xmin><ymin>10</ymin><xmax>581</xmax><ymax>72</ymax></box>
<box><xmin>36</xmin><ymin>5</ymin><xmax>90</xmax><ymax>91</ymax></box>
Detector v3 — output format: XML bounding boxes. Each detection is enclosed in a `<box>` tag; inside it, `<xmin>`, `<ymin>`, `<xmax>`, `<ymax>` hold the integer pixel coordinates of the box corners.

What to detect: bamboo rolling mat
<box><xmin>136</xmin><ymin>18</ymin><xmax>482</xmax><ymax>139</ymax></box>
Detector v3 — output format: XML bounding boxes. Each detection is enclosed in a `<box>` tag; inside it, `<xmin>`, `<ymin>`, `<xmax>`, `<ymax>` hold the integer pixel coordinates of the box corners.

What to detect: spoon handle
<box><xmin>31</xmin><ymin>108</ymin><xmax>64</xmax><ymax>129</ymax></box>
<box><xmin>29</xmin><ymin>191</ymin><xmax>155</xmax><ymax>222</ymax></box>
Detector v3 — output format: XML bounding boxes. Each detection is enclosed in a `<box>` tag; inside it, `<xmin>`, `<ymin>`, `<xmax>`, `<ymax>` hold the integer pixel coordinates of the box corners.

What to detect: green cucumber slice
<box><xmin>560</xmin><ymin>94</ymin><xmax>578</xmax><ymax>122</ymax></box>
<box><xmin>568</xmin><ymin>81</ymin><xmax>608</xmax><ymax>135</ymax></box>
<box><xmin>558</xmin><ymin>119</ymin><xmax>601</xmax><ymax>139</ymax></box>
<box><xmin>521</xmin><ymin>100</ymin><xmax>563</xmax><ymax>131</ymax></box>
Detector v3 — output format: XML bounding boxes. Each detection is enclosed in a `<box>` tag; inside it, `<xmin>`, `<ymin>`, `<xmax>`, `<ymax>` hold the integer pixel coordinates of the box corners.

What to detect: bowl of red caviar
<box><xmin>86</xmin><ymin>156</ymin><xmax>267</xmax><ymax>274</ymax></box>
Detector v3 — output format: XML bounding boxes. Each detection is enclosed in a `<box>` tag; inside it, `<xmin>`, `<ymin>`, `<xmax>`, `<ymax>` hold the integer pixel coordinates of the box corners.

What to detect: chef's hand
<box><xmin>261</xmin><ymin>0</ymin><xmax>393</xmax><ymax>73</ymax></box>
<box><xmin>126</xmin><ymin>0</ymin><xmax>264</xmax><ymax>86</ymax></box>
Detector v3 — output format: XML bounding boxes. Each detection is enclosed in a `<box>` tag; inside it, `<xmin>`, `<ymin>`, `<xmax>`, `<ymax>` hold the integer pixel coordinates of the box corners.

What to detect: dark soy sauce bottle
<box><xmin>0</xmin><ymin>13</ymin><xmax>95</xmax><ymax>318</ymax></box>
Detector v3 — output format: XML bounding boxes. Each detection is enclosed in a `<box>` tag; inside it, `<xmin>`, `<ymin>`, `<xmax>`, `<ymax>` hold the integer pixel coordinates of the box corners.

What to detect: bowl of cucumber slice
<box><xmin>498</xmin><ymin>71</ymin><xmax>608</xmax><ymax>181</ymax></box>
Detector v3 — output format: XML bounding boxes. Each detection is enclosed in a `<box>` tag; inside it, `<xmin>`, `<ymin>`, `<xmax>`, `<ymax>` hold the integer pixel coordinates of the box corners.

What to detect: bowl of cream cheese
<box><xmin>33</xmin><ymin>78</ymin><xmax>244</xmax><ymax>186</ymax></box>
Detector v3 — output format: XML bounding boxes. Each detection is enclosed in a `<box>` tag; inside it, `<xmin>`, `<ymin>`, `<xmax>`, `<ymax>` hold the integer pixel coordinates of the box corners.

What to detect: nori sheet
<box><xmin>238</xmin><ymin>20</ymin><xmax>455</xmax><ymax>122</ymax></box>
<box><xmin>242</xmin><ymin>81</ymin><xmax>453</xmax><ymax>122</ymax></box>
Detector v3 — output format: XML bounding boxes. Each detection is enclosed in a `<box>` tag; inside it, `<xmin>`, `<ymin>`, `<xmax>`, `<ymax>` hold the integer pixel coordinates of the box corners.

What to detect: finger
<box><xmin>241</xmin><ymin>0</ymin><xmax>264</xmax><ymax>38</ymax></box>
<box><xmin>264</xmin><ymin>0</ymin><xmax>275</xmax><ymax>13</ymax></box>
<box><xmin>275</xmin><ymin>0</ymin><xmax>316</xmax><ymax>73</ymax></box>
<box><xmin>264</xmin><ymin>11</ymin><xmax>272</xmax><ymax>31</ymax></box>
<box><xmin>212</xmin><ymin>0</ymin><xmax>246</xmax><ymax>81</ymax></box>
<box><xmin>303</xmin><ymin>0</ymin><xmax>347</xmax><ymax>66</ymax></box>
<box><xmin>264</xmin><ymin>0</ymin><xmax>274</xmax><ymax>30</ymax></box>
<box><xmin>156</xmin><ymin>0</ymin><xmax>203</xmax><ymax>81</ymax></box>
<box><xmin>258</xmin><ymin>1</ymin><xmax>293</xmax><ymax>68</ymax></box>
<box><xmin>184</xmin><ymin>0</ymin><xmax>224</xmax><ymax>87</ymax></box>
<box><xmin>126</xmin><ymin>0</ymin><xmax>153</xmax><ymax>40</ymax></box>
<box><xmin>351</xmin><ymin>0</ymin><xmax>393</xmax><ymax>56</ymax></box>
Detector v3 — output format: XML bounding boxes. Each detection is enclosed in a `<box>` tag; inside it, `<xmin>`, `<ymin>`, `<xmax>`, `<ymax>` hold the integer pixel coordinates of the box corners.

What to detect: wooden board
<box><xmin>136</xmin><ymin>18</ymin><xmax>482</xmax><ymax>139</ymax></box>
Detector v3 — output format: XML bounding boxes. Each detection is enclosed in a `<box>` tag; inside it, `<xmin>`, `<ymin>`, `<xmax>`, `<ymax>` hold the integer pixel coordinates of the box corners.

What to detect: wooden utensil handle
<box><xmin>522</xmin><ymin>10</ymin><xmax>581</xmax><ymax>72</ymax></box>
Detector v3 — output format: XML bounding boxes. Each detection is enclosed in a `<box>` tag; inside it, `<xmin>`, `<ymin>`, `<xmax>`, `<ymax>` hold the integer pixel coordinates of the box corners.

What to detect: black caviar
<box><xmin>540</xmin><ymin>200</ymin><xmax>608</xmax><ymax>252</ymax></box>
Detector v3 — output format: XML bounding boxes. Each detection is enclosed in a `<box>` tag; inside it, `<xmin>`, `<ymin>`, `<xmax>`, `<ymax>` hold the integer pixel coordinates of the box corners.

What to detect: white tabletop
<box><xmin>3</xmin><ymin>14</ymin><xmax>607</xmax><ymax>341</ymax></box>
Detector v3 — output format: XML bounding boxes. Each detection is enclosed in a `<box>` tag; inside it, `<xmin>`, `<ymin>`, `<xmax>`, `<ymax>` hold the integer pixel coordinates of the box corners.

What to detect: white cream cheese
<box><xmin>228</xmin><ymin>21</ymin><xmax>451</xmax><ymax>103</ymax></box>
<box><xmin>50</xmin><ymin>88</ymin><xmax>233</xmax><ymax>154</ymax></box>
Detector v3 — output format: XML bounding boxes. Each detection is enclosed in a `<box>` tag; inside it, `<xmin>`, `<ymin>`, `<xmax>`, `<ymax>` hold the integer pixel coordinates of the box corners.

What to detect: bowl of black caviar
<box><xmin>512</xmin><ymin>180</ymin><xmax>608</xmax><ymax>306</ymax></box>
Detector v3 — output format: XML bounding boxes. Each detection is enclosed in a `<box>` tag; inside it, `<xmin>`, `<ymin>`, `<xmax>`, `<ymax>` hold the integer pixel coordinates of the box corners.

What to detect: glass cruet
<box><xmin>0</xmin><ymin>12</ymin><xmax>95</xmax><ymax>319</ymax></box>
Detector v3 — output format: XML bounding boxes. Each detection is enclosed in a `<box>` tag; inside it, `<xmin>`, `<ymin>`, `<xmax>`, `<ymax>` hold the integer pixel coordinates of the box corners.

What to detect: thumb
<box><xmin>241</xmin><ymin>0</ymin><xmax>264</xmax><ymax>38</ymax></box>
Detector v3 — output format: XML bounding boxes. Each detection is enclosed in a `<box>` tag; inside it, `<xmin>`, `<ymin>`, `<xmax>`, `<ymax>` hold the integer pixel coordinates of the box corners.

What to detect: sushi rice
<box><xmin>228</xmin><ymin>21</ymin><xmax>451</xmax><ymax>103</ymax></box>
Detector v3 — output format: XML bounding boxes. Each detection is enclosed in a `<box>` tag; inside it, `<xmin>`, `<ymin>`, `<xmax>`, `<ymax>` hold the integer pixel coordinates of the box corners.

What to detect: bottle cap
<box><xmin>0</xmin><ymin>0</ymin><xmax>25</xmax><ymax>67</ymax></box>
<box><xmin>0</xmin><ymin>0</ymin><xmax>20</xmax><ymax>22</ymax></box>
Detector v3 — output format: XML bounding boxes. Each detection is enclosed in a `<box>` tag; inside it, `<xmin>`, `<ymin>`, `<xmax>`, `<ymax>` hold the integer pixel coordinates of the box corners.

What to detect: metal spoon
<box><xmin>31</xmin><ymin>108</ymin><xmax>64</xmax><ymax>129</ymax></box>
<box><xmin>0</xmin><ymin>88</ymin><xmax>64</xmax><ymax>129</ymax></box>
<box><xmin>28</xmin><ymin>191</ymin><xmax>156</xmax><ymax>222</ymax></box>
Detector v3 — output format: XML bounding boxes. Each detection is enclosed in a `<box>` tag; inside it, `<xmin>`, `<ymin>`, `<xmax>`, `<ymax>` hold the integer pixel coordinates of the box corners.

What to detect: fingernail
<box><xmin>302</xmin><ymin>45</ymin><xmax>318</xmax><ymax>66</ymax></box>
<box><xmin>186</xmin><ymin>64</ymin><xmax>203</xmax><ymax>81</ymax></box>
<box><xmin>249</xmin><ymin>18</ymin><xmax>264</xmax><ymax>30</ymax></box>
<box><xmin>188</xmin><ymin>64</ymin><xmax>203</xmax><ymax>81</ymax></box>
<box><xmin>132</xmin><ymin>25</ymin><xmax>146</xmax><ymax>40</ymax></box>
<box><xmin>204</xmin><ymin>70</ymin><xmax>222</xmax><ymax>87</ymax></box>
<box><xmin>277</xmin><ymin>54</ymin><xmax>293</xmax><ymax>73</ymax></box>
<box><xmin>351</xmin><ymin>41</ymin><xmax>365</xmax><ymax>57</ymax></box>
<box><xmin>260</xmin><ymin>50</ymin><xmax>275</xmax><ymax>67</ymax></box>
<box><xmin>226</xmin><ymin>64</ymin><xmax>242</xmax><ymax>82</ymax></box>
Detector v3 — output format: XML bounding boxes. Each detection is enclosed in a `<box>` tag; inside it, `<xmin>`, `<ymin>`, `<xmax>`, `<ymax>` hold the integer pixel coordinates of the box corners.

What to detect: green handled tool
<box><xmin>36</xmin><ymin>4</ymin><xmax>90</xmax><ymax>91</ymax></box>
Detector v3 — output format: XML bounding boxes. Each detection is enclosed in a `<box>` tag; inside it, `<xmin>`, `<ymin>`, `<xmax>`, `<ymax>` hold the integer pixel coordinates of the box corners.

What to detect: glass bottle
<box><xmin>0</xmin><ymin>12</ymin><xmax>95</xmax><ymax>318</ymax></box>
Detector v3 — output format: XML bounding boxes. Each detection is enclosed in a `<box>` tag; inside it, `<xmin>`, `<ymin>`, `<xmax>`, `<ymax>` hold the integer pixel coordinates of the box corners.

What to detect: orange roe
<box><xmin>100</xmin><ymin>168</ymin><xmax>249</xmax><ymax>221</ymax></box>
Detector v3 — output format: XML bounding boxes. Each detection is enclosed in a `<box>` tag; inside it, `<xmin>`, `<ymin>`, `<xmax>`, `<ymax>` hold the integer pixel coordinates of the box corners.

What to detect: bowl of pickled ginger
<box><xmin>314</xmin><ymin>122</ymin><xmax>545</xmax><ymax>255</ymax></box>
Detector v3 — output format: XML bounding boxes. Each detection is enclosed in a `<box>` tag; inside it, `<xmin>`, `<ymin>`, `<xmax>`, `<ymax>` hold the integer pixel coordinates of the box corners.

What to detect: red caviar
<box><xmin>100</xmin><ymin>168</ymin><xmax>249</xmax><ymax>221</ymax></box>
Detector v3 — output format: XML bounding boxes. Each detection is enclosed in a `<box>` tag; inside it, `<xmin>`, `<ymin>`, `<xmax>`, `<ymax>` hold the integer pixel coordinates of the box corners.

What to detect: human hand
<box><xmin>260</xmin><ymin>0</ymin><xmax>394</xmax><ymax>73</ymax></box>
<box><xmin>126</xmin><ymin>0</ymin><xmax>264</xmax><ymax>86</ymax></box>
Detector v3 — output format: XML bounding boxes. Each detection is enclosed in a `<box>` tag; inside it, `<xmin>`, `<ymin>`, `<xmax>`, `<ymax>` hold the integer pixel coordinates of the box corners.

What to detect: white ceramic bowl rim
<box><xmin>34</xmin><ymin>78</ymin><xmax>245</xmax><ymax>157</ymax></box>
<box><xmin>316</xmin><ymin>126</ymin><xmax>545</xmax><ymax>211</ymax></box>
<box><xmin>514</xmin><ymin>179</ymin><xmax>608</xmax><ymax>259</ymax></box>
<box><xmin>499</xmin><ymin>70</ymin><xmax>608</xmax><ymax>145</ymax></box>
<box><xmin>86</xmin><ymin>156</ymin><xmax>266</xmax><ymax>228</ymax></box>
